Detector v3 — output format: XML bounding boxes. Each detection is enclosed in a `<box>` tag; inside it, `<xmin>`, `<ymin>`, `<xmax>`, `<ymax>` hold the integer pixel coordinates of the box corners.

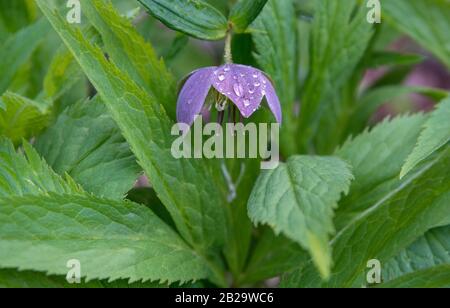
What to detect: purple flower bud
<box><xmin>177</xmin><ymin>64</ymin><xmax>282</xmax><ymax>125</ymax></box>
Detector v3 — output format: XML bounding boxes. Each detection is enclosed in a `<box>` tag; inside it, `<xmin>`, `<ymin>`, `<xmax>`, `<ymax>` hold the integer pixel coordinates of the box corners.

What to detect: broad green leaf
<box><xmin>0</xmin><ymin>193</ymin><xmax>213</xmax><ymax>284</ymax></box>
<box><xmin>0</xmin><ymin>138</ymin><xmax>82</xmax><ymax>197</ymax></box>
<box><xmin>248</xmin><ymin>156</ymin><xmax>353</xmax><ymax>279</ymax></box>
<box><xmin>0</xmin><ymin>18</ymin><xmax>50</xmax><ymax>94</ymax></box>
<box><xmin>383</xmin><ymin>226</ymin><xmax>450</xmax><ymax>282</ymax></box>
<box><xmin>252</xmin><ymin>0</ymin><xmax>298</xmax><ymax>156</ymax></box>
<box><xmin>0</xmin><ymin>92</ymin><xmax>50</xmax><ymax>144</ymax></box>
<box><xmin>282</xmin><ymin>146</ymin><xmax>450</xmax><ymax>288</ymax></box>
<box><xmin>82</xmin><ymin>0</ymin><xmax>176</xmax><ymax>118</ymax></box>
<box><xmin>138</xmin><ymin>0</ymin><xmax>228</xmax><ymax>40</ymax></box>
<box><xmin>335</xmin><ymin>114</ymin><xmax>428</xmax><ymax>230</ymax></box>
<box><xmin>229</xmin><ymin>0</ymin><xmax>268</xmax><ymax>33</ymax></box>
<box><xmin>383</xmin><ymin>0</ymin><xmax>450</xmax><ymax>69</ymax></box>
<box><xmin>378</xmin><ymin>265</ymin><xmax>450</xmax><ymax>288</ymax></box>
<box><xmin>35</xmin><ymin>97</ymin><xmax>141</xmax><ymax>199</ymax></box>
<box><xmin>0</xmin><ymin>269</ymin><xmax>165</xmax><ymax>288</ymax></box>
<box><xmin>401</xmin><ymin>96</ymin><xmax>450</xmax><ymax>178</ymax></box>
<box><xmin>36</xmin><ymin>0</ymin><xmax>229</xmax><ymax>257</ymax></box>
<box><xmin>298</xmin><ymin>0</ymin><xmax>374</xmax><ymax>153</ymax></box>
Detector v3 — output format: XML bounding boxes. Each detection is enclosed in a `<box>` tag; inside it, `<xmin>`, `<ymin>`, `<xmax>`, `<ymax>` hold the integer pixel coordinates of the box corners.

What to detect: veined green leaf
<box><xmin>383</xmin><ymin>0</ymin><xmax>450</xmax><ymax>69</ymax></box>
<box><xmin>335</xmin><ymin>114</ymin><xmax>428</xmax><ymax>230</ymax></box>
<box><xmin>377</xmin><ymin>265</ymin><xmax>450</xmax><ymax>288</ymax></box>
<box><xmin>248</xmin><ymin>156</ymin><xmax>353</xmax><ymax>279</ymax></box>
<box><xmin>0</xmin><ymin>193</ymin><xmax>212</xmax><ymax>284</ymax></box>
<box><xmin>0</xmin><ymin>138</ymin><xmax>82</xmax><ymax>197</ymax></box>
<box><xmin>0</xmin><ymin>18</ymin><xmax>50</xmax><ymax>94</ymax></box>
<box><xmin>401</xmin><ymin>96</ymin><xmax>450</xmax><ymax>178</ymax></box>
<box><xmin>298</xmin><ymin>0</ymin><xmax>374</xmax><ymax>153</ymax></box>
<box><xmin>138</xmin><ymin>0</ymin><xmax>228</xmax><ymax>40</ymax></box>
<box><xmin>252</xmin><ymin>0</ymin><xmax>298</xmax><ymax>156</ymax></box>
<box><xmin>282</xmin><ymin>134</ymin><xmax>450</xmax><ymax>288</ymax></box>
<box><xmin>0</xmin><ymin>92</ymin><xmax>50</xmax><ymax>144</ymax></box>
<box><xmin>36</xmin><ymin>0</ymin><xmax>229</xmax><ymax>256</ymax></box>
<box><xmin>383</xmin><ymin>226</ymin><xmax>450</xmax><ymax>282</ymax></box>
<box><xmin>0</xmin><ymin>138</ymin><xmax>214</xmax><ymax>285</ymax></box>
<box><xmin>229</xmin><ymin>0</ymin><xmax>268</xmax><ymax>33</ymax></box>
<box><xmin>35</xmin><ymin>97</ymin><xmax>141</xmax><ymax>199</ymax></box>
<box><xmin>82</xmin><ymin>0</ymin><xmax>176</xmax><ymax>118</ymax></box>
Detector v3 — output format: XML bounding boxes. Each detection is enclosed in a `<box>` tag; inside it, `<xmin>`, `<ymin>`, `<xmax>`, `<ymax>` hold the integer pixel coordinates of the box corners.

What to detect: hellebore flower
<box><xmin>177</xmin><ymin>64</ymin><xmax>282</xmax><ymax>125</ymax></box>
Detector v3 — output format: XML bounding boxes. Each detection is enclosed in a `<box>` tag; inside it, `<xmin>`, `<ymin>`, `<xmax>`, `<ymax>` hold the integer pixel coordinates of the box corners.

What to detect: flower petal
<box><xmin>212</xmin><ymin>64</ymin><xmax>265</xmax><ymax>118</ymax></box>
<box><xmin>176</xmin><ymin>67</ymin><xmax>216</xmax><ymax>125</ymax></box>
<box><xmin>261</xmin><ymin>74</ymin><xmax>282</xmax><ymax>123</ymax></box>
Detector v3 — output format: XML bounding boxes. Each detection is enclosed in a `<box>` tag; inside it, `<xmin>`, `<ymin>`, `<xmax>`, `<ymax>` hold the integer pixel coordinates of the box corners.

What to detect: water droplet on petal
<box><xmin>244</xmin><ymin>99</ymin><xmax>250</xmax><ymax>107</ymax></box>
<box><xmin>262</xmin><ymin>90</ymin><xmax>266</xmax><ymax>96</ymax></box>
<box><xmin>218</xmin><ymin>74</ymin><xmax>225</xmax><ymax>81</ymax></box>
<box><xmin>233</xmin><ymin>83</ymin><xmax>244</xmax><ymax>97</ymax></box>
<box><xmin>249</xmin><ymin>89</ymin><xmax>255</xmax><ymax>94</ymax></box>
<box><xmin>262</xmin><ymin>79</ymin><xmax>267</xmax><ymax>84</ymax></box>
<box><xmin>254</xmin><ymin>82</ymin><xmax>261</xmax><ymax>87</ymax></box>
<box><xmin>253</xmin><ymin>73</ymin><xmax>258</xmax><ymax>78</ymax></box>
<box><xmin>240</xmin><ymin>73</ymin><xmax>245</xmax><ymax>77</ymax></box>
<box><xmin>233</xmin><ymin>75</ymin><xmax>238</xmax><ymax>80</ymax></box>
<box><xmin>224</xmin><ymin>66</ymin><xmax>231</xmax><ymax>72</ymax></box>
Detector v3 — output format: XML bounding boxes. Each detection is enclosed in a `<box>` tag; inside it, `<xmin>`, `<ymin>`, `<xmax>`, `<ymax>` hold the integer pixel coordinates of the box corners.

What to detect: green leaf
<box><xmin>366</xmin><ymin>51</ymin><xmax>424</xmax><ymax>69</ymax></box>
<box><xmin>384</xmin><ymin>226</ymin><xmax>450</xmax><ymax>281</ymax></box>
<box><xmin>335</xmin><ymin>115</ymin><xmax>428</xmax><ymax>230</ymax></box>
<box><xmin>401</xmin><ymin>96</ymin><xmax>450</xmax><ymax>178</ymax></box>
<box><xmin>252</xmin><ymin>0</ymin><xmax>298</xmax><ymax>155</ymax></box>
<box><xmin>163</xmin><ymin>34</ymin><xmax>189</xmax><ymax>65</ymax></box>
<box><xmin>0</xmin><ymin>269</ymin><xmax>165</xmax><ymax>288</ymax></box>
<box><xmin>298</xmin><ymin>0</ymin><xmax>374</xmax><ymax>152</ymax></box>
<box><xmin>248</xmin><ymin>156</ymin><xmax>353</xmax><ymax>279</ymax></box>
<box><xmin>283</xmin><ymin>145</ymin><xmax>450</xmax><ymax>288</ymax></box>
<box><xmin>138</xmin><ymin>0</ymin><xmax>228</xmax><ymax>40</ymax></box>
<box><xmin>0</xmin><ymin>193</ymin><xmax>213</xmax><ymax>284</ymax></box>
<box><xmin>82</xmin><ymin>0</ymin><xmax>176</xmax><ymax>118</ymax></box>
<box><xmin>0</xmin><ymin>18</ymin><xmax>50</xmax><ymax>94</ymax></box>
<box><xmin>0</xmin><ymin>0</ymin><xmax>37</xmax><ymax>34</ymax></box>
<box><xmin>0</xmin><ymin>138</ymin><xmax>82</xmax><ymax>197</ymax></box>
<box><xmin>34</xmin><ymin>97</ymin><xmax>141</xmax><ymax>199</ymax></box>
<box><xmin>377</xmin><ymin>265</ymin><xmax>450</xmax><ymax>288</ymax></box>
<box><xmin>348</xmin><ymin>86</ymin><xmax>448</xmax><ymax>136</ymax></box>
<box><xmin>42</xmin><ymin>47</ymin><xmax>85</xmax><ymax>102</ymax></box>
<box><xmin>383</xmin><ymin>0</ymin><xmax>450</xmax><ymax>69</ymax></box>
<box><xmin>229</xmin><ymin>0</ymin><xmax>268</xmax><ymax>33</ymax></box>
<box><xmin>238</xmin><ymin>228</ymin><xmax>307</xmax><ymax>285</ymax></box>
<box><xmin>0</xmin><ymin>92</ymin><xmax>50</xmax><ymax>144</ymax></box>
<box><xmin>36</xmin><ymin>0</ymin><xmax>229</xmax><ymax>256</ymax></box>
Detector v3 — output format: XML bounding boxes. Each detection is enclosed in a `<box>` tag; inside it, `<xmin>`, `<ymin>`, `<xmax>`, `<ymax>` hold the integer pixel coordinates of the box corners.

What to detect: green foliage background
<box><xmin>0</xmin><ymin>0</ymin><xmax>449</xmax><ymax>288</ymax></box>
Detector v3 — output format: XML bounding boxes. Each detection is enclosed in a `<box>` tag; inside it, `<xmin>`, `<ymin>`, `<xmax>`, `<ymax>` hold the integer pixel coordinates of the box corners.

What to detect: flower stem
<box><xmin>224</xmin><ymin>31</ymin><xmax>233</xmax><ymax>64</ymax></box>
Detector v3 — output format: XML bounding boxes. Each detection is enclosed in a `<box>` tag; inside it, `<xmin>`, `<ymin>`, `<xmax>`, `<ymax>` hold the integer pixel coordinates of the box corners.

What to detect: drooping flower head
<box><xmin>177</xmin><ymin>64</ymin><xmax>282</xmax><ymax>125</ymax></box>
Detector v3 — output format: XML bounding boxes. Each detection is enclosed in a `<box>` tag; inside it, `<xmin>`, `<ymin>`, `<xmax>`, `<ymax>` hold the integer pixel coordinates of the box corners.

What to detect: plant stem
<box><xmin>224</xmin><ymin>31</ymin><xmax>233</xmax><ymax>64</ymax></box>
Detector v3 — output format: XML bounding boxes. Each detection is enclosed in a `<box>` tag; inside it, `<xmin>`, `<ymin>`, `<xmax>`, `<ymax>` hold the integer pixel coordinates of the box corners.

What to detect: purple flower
<box><xmin>177</xmin><ymin>64</ymin><xmax>282</xmax><ymax>125</ymax></box>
